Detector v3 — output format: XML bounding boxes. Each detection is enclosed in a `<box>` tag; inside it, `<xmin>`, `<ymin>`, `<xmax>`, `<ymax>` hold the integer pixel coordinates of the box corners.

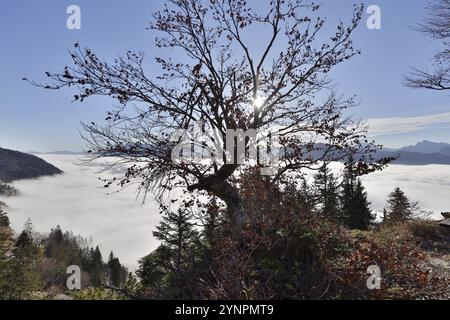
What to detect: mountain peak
<box><xmin>400</xmin><ymin>140</ymin><xmax>450</xmax><ymax>154</ymax></box>
<box><xmin>417</xmin><ymin>140</ymin><xmax>434</xmax><ymax>144</ymax></box>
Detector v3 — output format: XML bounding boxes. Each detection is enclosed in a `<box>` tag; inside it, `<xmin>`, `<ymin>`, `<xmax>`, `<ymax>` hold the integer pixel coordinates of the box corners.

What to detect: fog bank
<box><xmin>1</xmin><ymin>155</ymin><xmax>448</xmax><ymax>268</ymax></box>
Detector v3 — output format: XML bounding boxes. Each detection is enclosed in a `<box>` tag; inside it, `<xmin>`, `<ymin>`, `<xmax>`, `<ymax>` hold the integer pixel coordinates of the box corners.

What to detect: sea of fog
<box><xmin>1</xmin><ymin>155</ymin><xmax>163</xmax><ymax>271</ymax></box>
<box><xmin>1</xmin><ymin>155</ymin><xmax>448</xmax><ymax>268</ymax></box>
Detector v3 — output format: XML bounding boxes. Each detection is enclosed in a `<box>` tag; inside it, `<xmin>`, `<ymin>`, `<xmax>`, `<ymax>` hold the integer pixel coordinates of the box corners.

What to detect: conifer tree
<box><xmin>44</xmin><ymin>225</ymin><xmax>64</xmax><ymax>259</ymax></box>
<box><xmin>314</xmin><ymin>165</ymin><xmax>339</xmax><ymax>219</ymax></box>
<box><xmin>340</xmin><ymin>157</ymin><xmax>374</xmax><ymax>229</ymax></box>
<box><xmin>298</xmin><ymin>178</ymin><xmax>315</xmax><ymax>212</ymax></box>
<box><xmin>153</xmin><ymin>206</ymin><xmax>199</xmax><ymax>267</ymax></box>
<box><xmin>283</xmin><ymin>178</ymin><xmax>315</xmax><ymax>214</ymax></box>
<box><xmin>340</xmin><ymin>157</ymin><xmax>356</xmax><ymax>223</ymax></box>
<box><xmin>384</xmin><ymin>187</ymin><xmax>415</xmax><ymax>222</ymax></box>
<box><xmin>7</xmin><ymin>219</ymin><xmax>42</xmax><ymax>299</ymax></box>
<box><xmin>138</xmin><ymin>205</ymin><xmax>202</xmax><ymax>299</ymax></box>
<box><xmin>91</xmin><ymin>246</ymin><xmax>104</xmax><ymax>286</ymax></box>
<box><xmin>107</xmin><ymin>251</ymin><xmax>127</xmax><ymax>287</ymax></box>
<box><xmin>349</xmin><ymin>180</ymin><xmax>374</xmax><ymax>229</ymax></box>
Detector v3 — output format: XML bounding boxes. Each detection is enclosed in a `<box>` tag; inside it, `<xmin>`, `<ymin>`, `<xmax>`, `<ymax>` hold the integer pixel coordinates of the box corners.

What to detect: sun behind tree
<box><xmin>31</xmin><ymin>0</ymin><xmax>391</xmax><ymax>238</ymax></box>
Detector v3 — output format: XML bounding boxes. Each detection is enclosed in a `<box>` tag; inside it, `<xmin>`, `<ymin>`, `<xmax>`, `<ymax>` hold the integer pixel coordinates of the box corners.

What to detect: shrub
<box><xmin>71</xmin><ymin>287</ymin><xmax>124</xmax><ymax>300</ymax></box>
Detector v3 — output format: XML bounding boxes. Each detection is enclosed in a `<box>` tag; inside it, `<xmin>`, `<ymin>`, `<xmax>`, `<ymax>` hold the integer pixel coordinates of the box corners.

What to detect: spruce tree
<box><xmin>314</xmin><ymin>164</ymin><xmax>339</xmax><ymax>219</ymax></box>
<box><xmin>350</xmin><ymin>180</ymin><xmax>374</xmax><ymax>229</ymax></box>
<box><xmin>107</xmin><ymin>251</ymin><xmax>127</xmax><ymax>287</ymax></box>
<box><xmin>44</xmin><ymin>225</ymin><xmax>64</xmax><ymax>259</ymax></box>
<box><xmin>340</xmin><ymin>157</ymin><xmax>374</xmax><ymax>229</ymax></box>
<box><xmin>136</xmin><ymin>205</ymin><xmax>200</xmax><ymax>299</ymax></box>
<box><xmin>153</xmin><ymin>206</ymin><xmax>199</xmax><ymax>267</ymax></box>
<box><xmin>340</xmin><ymin>158</ymin><xmax>355</xmax><ymax>225</ymax></box>
<box><xmin>384</xmin><ymin>187</ymin><xmax>414</xmax><ymax>222</ymax></box>
<box><xmin>91</xmin><ymin>246</ymin><xmax>104</xmax><ymax>286</ymax></box>
<box><xmin>7</xmin><ymin>219</ymin><xmax>42</xmax><ymax>299</ymax></box>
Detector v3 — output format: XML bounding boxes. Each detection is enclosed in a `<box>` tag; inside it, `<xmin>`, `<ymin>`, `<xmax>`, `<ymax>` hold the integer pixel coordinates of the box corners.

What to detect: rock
<box><xmin>439</xmin><ymin>218</ymin><xmax>450</xmax><ymax>229</ymax></box>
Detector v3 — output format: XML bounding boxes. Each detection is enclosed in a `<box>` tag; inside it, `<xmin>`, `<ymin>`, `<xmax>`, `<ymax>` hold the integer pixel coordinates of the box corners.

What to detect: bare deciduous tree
<box><xmin>404</xmin><ymin>0</ymin><xmax>450</xmax><ymax>91</ymax></box>
<box><xmin>28</xmin><ymin>0</ymin><xmax>390</xmax><ymax>237</ymax></box>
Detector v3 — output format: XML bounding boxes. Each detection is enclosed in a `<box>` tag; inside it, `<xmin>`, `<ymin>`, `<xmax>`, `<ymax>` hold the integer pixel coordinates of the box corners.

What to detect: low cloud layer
<box><xmin>1</xmin><ymin>156</ymin><xmax>448</xmax><ymax>268</ymax></box>
<box><xmin>1</xmin><ymin>155</ymin><xmax>163</xmax><ymax>270</ymax></box>
<box><xmin>360</xmin><ymin>164</ymin><xmax>450</xmax><ymax>219</ymax></box>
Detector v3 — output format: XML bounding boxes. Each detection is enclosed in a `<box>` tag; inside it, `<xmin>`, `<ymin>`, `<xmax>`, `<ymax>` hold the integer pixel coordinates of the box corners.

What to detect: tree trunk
<box><xmin>190</xmin><ymin>177</ymin><xmax>246</xmax><ymax>238</ymax></box>
<box><xmin>188</xmin><ymin>164</ymin><xmax>247</xmax><ymax>238</ymax></box>
<box><xmin>218</xmin><ymin>181</ymin><xmax>246</xmax><ymax>236</ymax></box>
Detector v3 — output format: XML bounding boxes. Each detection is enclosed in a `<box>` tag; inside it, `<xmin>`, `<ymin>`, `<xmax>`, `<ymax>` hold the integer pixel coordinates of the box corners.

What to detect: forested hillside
<box><xmin>0</xmin><ymin>148</ymin><xmax>62</xmax><ymax>182</ymax></box>
<box><xmin>0</xmin><ymin>204</ymin><xmax>128</xmax><ymax>300</ymax></box>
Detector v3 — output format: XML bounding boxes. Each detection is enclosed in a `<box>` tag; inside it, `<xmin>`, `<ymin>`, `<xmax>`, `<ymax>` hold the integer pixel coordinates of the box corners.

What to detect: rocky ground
<box><xmin>418</xmin><ymin>222</ymin><xmax>450</xmax><ymax>299</ymax></box>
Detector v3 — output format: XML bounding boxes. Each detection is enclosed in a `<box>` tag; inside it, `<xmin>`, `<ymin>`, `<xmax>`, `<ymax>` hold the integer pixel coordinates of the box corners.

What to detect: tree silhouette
<box><xmin>384</xmin><ymin>187</ymin><xmax>416</xmax><ymax>222</ymax></box>
<box><xmin>31</xmin><ymin>0</ymin><xmax>389</xmax><ymax>237</ymax></box>
<box><xmin>314</xmin><ymin>164</ymin><xmax>339</xmax><ymax>219</ymax></box>
<box><xmin>340</xmin><ymin>156</ymin><xmax>374</xmax><ymax>229</ymax></box>
<box><xmin>404</xmin><ymin>0</ymin><xmax>450</xmax><ymax>91</ymax></box>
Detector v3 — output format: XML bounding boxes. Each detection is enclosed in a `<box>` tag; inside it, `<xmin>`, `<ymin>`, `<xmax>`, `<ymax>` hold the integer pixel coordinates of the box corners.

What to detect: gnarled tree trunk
<box><xmin>189</xmin><ymin>165</ymin><xmax>246</xmax><ymax>238</ymax></box>
<box><xmin>213</xmin><ymin>180</ymin><xmax>246</xmax><ymax>237</ymax></box>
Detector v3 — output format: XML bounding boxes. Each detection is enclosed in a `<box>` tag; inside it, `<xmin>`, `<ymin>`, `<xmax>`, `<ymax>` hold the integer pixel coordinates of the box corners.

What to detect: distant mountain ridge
<box><xmin>399</xmin><ymin>140</ymin><xmax>450</xmax><ymax>155</ymax></box>
<box><xmin>376</xmin><ymin>140</ymin><xmax>450</xmax><ymax>165</ymax></box>
<box><xmin>0</xmin><ymin>148</ymin><xmax>62</xmax><ymax>182</ymax></box>
<box><xmin>291</xmin><ymin>140</ymin><xmax>450</xmax><ymax>166</ymax></box>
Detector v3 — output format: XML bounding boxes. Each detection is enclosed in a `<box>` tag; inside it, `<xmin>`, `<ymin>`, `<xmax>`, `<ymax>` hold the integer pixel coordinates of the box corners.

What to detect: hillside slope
<box><xmin>0</xmin><ymin>148</ymin><xmax>62</xmax><ymax>182</ymax></box>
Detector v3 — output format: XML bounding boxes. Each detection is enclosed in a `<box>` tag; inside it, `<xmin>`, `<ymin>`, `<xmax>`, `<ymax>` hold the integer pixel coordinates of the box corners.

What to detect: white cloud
<box><xmin>326</xmin><ymin>163</ymin><xmax>447</xmax><ymax>221</ymax></box>
<box><xmin>0</xmin><ymin>155</ymin><xmax>164</xmax><ymax>270</ymax></box>
<box><xmin>366</xmin><ymin>112</ymin><xmax>450</xmax><ymax>136</ymax></box>
<box><xmin>360</xmin><ymin>164</ymin><xmax>450</xmax><ymax>220</ymax></box>
<box><xmin>1</xmin><ymin>156</ymin><xmax>447</xmax><ymax>269</ymax></box>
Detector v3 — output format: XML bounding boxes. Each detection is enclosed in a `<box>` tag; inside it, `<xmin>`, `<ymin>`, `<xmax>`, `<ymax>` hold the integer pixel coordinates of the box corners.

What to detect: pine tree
<box><xmin>44</xmin><ymin>225</ymin><xmax>64</xmax><ymax>258</ymax></box>
<box><xmin>314</xmin><ymin>164</ymin><xmax>339</xmax><ymax>219</ymax></box>
<box><xmin>91</xmin><ymin>246</ymin><xmax>104</xmax><ymax>286</ymax></box>
<box><xmin>107</xmin><ymin>251</ymin><xmax>127</xmax><ymax>287</ymax></box>
<box><xmin>138</xmin><ymin>204</ymin><xmax>201</xmax><ymax>299</ymax></box>
<box><xmin>350</xmin><ymin>180</ymin><xmax>374</xmax><ymax>229</ymax></box>
<box><xmin>339</xmin><ymin>159</ymin><xmax>355</xmax><ymax>225</ymax></box>
<box><xmin>7</xmin><ymin>219</ymin><xmax>42</xmax><ymax>299</ymax></box>
<box><xmin>384</xmin><ymin>187</ymin><xmax>414</xmax><ymax>222</ymax></box>
<box><xmin>340</xmin><ymin>157</ymin><xmax>374</xmax><ymax>229</ymax></box>
<box><xmin>153</xmin><ymin>206</ymin><xmax>199</xmax><ymax>267</ymax></box>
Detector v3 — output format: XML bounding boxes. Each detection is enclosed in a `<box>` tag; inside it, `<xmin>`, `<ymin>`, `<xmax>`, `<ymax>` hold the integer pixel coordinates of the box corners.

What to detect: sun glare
<box><xmin>253</xmin><ymin>96</ymin><xmax>265</xmax><ymax>108</ymax></box>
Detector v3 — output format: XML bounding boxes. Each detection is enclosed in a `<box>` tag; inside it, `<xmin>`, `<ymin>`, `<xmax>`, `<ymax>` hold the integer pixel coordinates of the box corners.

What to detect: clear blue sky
<box><xmin>0</xmin><ymin>0</ymin><xmax>449</xmax><ymax>152</ymax></box>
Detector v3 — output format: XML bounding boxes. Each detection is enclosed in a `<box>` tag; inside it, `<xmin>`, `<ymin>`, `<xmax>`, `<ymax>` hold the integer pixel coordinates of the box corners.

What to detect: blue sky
<box><xmin>0</xmin><ymin>0</ymin><xmax>449</xmax><ymax>152</ymax></box>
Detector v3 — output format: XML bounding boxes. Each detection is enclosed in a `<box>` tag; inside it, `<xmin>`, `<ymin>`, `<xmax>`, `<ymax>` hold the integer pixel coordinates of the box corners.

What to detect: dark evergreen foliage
<box><xmin>314</xmin><ymin>164</ymin><xmax>340</xmax><ymax>219</ymax></box>
<box><xmin>384</xmin><ymin>187</ymin><xmax>416</xmax><ymax>222</ymax></box>
<box><xmin>340</xmin><ymin>157</ymin><xmax>375</xmax><ymax>230</ymax></box>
